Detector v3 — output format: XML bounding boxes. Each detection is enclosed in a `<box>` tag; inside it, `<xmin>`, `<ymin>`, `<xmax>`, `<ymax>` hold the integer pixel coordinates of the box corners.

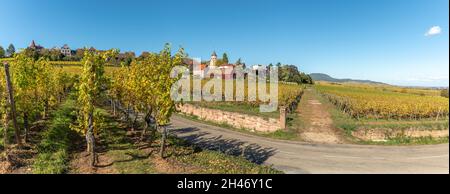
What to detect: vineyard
<box><xmin>0</xmin><ymin>46</ymin><xmax>183</xmax><ymax>168</ymax></box>
<box><xmin>186</xmin><ymin>79</ymin><xmax>304</xmax><ymax>116</ymax></box>
<box><xmin>27</xmin><ymin>60</ymin><xmax>305</xmax><ymax>118</ymax></box>
<box><xmin>0</xmin><ymin>45</ymin><xmax>283</xmax><ymax>174</ymax></box>
<box><xmin>315</xmin><ymin>82</ymin><xmax>449</xmax><ymax>120</ymax></box>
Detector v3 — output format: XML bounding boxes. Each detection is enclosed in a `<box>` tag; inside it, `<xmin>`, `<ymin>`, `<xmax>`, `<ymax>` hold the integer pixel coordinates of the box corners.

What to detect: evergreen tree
<box><xmin>0</xmin><ymin>46</ymin><xmax>5</xmax><ymax>58</ymax></box>
<box><xmin>235</xmin><ymin>58</ymin><xmax>242</xmax><ymax>66</ymax></box>
<box><xmin>6</xmin><ymin>44</ymin><xmax>15</xmax><ymax>57</ymax></box>
<box><xmin>222</xmin><ymin>53</ymin><xmax>229</xmax><ymax>64</ymax></box>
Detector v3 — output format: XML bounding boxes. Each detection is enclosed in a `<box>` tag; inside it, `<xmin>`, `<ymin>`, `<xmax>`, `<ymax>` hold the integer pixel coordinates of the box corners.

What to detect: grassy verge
<box><xmin>32</xmin><ymin>95</ymin><xmax>77</xmax><ymax>174</ymax></box>
<box><xmin>165</xmin><ymin>134</ymin><xmax>282</xmax><ymax>174</ymax></box>
<box><xmin>93</xmin><ymin>108</ymin><xmax>156</xmax><ymax>174</ymax></box>
<box><xmin>360</xmin><ymin>136</ymin><xmax>449</xmax><ymax>146</ymax></box>
<box><xmin>174</xmin><ymin>149</ymin><xmax>281</xmax><ymax>174</ymax></box>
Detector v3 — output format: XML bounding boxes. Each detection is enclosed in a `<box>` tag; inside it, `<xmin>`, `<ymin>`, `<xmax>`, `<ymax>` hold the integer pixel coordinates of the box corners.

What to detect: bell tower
<box><xmin>210</xmin><ymin>51</ymin><xmax>217</xmax><ymax>67</ymax></box>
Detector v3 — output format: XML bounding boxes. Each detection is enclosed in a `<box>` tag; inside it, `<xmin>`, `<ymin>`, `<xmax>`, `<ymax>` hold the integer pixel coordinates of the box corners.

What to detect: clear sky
<box><xmin>1</xmin><ymin>0</ymin><xmax>448</xmax><ymax>87</ymax></box>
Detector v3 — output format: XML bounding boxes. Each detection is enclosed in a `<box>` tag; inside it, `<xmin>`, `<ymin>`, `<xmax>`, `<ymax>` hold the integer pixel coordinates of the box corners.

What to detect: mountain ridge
<box><xmin>309</xmin><ymin>73</ymin><xmax>386</xmax><ymax>85</ymax></box>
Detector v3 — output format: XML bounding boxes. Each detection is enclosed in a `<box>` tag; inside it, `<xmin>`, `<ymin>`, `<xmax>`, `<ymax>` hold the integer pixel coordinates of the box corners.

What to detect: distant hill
<box><xmin>309</xmin><ymin>73</ymin><xmax>386</xmax><ymax>85</ymax></box>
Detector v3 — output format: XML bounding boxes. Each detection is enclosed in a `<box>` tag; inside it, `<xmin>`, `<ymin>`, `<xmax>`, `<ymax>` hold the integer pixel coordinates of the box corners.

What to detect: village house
<box><xmin>28</xmin><ymin>40</ymin><xmax>44</xmax><ymax>51</ymax></box>
<box><xmin>60</xmin><ymin>44</ymin><xmax>72</xmax><ymax>56</ymax></box>
<box><xmin>192</xmin><ymin>51</ymin><xmax>243</xmax><ymax>79</ymax></box>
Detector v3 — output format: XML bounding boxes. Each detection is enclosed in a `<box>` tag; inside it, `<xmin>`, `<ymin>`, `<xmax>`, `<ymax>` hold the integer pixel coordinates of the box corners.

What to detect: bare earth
<box><xmin>170</xmin><ymin>115</ymin><xmax>449</xmax><ymax>174</ymax></box>
<box><xmin>297</xmin><ymin>88</ymin><xmax>344</xmax><ymax>144</ymax></box>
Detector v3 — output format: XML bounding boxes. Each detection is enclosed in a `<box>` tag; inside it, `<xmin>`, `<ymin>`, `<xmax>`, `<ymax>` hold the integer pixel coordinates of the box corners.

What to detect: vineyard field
<box><xmin>186</xmin><ymin>80</ymin><xmax>304</xmax><ymax>118</ymax></box>
<box><xmin>60</xmin><ymin>65</ymin><xmax>304</xmax><ymax>117</ymax></box>
<box><xmin>1</xmin><ymin>49</ymin><xmax>283</xmax><ymax>173</ymax></box>
<box><xmin>315</xmin><ymin>82</ymin><xmax>449</xmax><ymax>120</ymax></box>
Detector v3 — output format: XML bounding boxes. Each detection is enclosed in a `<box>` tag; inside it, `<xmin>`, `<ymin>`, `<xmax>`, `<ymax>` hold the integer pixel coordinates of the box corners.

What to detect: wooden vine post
<box><xmin>3</xmin><ymin>62</ymin><xmax>22</xmax><ymax>146</ymax></box>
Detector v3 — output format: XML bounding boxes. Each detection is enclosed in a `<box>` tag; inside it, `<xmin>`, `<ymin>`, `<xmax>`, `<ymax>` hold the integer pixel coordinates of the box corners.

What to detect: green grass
<box><xmin>174</xmin><ymin>149</ymin><xmax>282</xmax><ymax>174</ymax></box>
<box><xmin>33</xmin><ymin>94</ymin><xmax>77</xmax><ymax>174</ymax></box>
<box><xmin>105</xmin><ymin>149</ymin><xmax>156</xmax><ymax>174</ymax></box>
<box><xmin>360</xmin><ymin>136</ymin><xmax>449</xmax><ymax>146</ymax></box>
<box><xmin>95</xmin><ymin>109</ymin><xmax>156</xmax><ymax>174</ymax></box>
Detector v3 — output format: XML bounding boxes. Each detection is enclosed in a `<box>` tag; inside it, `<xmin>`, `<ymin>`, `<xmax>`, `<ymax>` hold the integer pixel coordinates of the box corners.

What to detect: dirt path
<box><xmin>296</xmin><ymin>88</ymin><xmax>344</xmax><ymax>144</ymax></box>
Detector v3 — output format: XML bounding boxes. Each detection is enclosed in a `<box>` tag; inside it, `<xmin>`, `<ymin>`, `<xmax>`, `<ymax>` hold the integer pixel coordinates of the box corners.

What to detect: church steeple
<box><xmin>29</xmin><ymin>40</ymin><xmax>36</xmax><ymax>48</ymax></box>
<box><xmin>210</xmin><ymin>51</ymin><xmax>217</xmax><ymax>67</ymax></box>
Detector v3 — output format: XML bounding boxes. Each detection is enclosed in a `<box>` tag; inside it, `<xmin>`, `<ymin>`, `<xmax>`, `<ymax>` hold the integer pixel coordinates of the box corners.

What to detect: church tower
<box><xmin>210</xmin><ymin>51</ymin><xmax>217</xmax><ymax>67</ymax></box>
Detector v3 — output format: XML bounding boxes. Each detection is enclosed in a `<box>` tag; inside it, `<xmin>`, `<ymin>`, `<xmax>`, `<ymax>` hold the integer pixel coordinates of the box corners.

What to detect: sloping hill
<box><xmin>309</xmin><ymin>73</ymin><xmax>386</xmax><ymax>85</ymax></box>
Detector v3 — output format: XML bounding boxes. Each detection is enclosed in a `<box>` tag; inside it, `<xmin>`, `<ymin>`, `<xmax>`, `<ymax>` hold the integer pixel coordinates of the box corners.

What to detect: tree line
<box><xmin>269</xmin><ymin>63</ymin><xmax>314</xmax><ymax>84</ymax></box>
<box><xmin>0</xmin><ymin>44</ymin><xmax>16</xmax><ymax>58</ymax></box>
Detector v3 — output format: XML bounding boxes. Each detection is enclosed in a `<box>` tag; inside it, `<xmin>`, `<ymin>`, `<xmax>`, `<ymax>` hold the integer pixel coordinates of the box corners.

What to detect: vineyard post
<box><xmin>159</xmin><ymin>125</ymin><xmax>167</xmax><ymax>158</ymax></box>
<box><xmin>279</xmin><ymin>106</ymin><xmax>287</xmax><ymax>130</ymax></box>
<box><xmin>3</xmin><ymin>62</ymin><xmax>22</xmax><ymax>146</ymax></box>
<box><xmin>112</xmin><ymin>100</ymin><xmax>116</xmax><ymax>116</ymax></box>
<box><xmin>2</xmin><ymin>109</ymin><xmax>9</xmax><ymax>150</ymax></box>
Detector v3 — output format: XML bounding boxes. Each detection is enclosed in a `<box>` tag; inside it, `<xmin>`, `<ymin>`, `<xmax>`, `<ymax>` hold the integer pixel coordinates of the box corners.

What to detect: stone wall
<box><xmin>352</xmin><ymin>128</ymin><xmax>449</xmax><ymax>142</ymax></box>
<box><xmin>177</xmin><ymin>104</ymin><xmax>283</xmax><ymax>133</ymax></box>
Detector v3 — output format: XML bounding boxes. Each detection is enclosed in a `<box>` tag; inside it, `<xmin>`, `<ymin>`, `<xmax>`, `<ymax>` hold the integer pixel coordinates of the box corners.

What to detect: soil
<box><xmin>69</xmin><ymin>152</ymin><xmax>117</xmax><ymax>174</ymax></box>
<box><xmin>296</xmin><ymin>88</ymin><xmax>344</xmax><ymax>144</ymax></box>
<box><xmin>0</xmin><ymin>124</ymin><xmax>45</xmax><ymax>174</ymax></box>
<box><xmin>152</xmin><ymin>157</ymin><xmax>198</xmax><ymax>174</ymax></box>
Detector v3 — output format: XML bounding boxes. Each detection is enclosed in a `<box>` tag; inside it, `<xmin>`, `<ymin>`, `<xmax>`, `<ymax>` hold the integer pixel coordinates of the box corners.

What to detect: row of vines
<box><xmin>316</xmin><ymin>84</ymin><xmax>449</xmax><ymax>120</ymax></box>
<box><xmin>1</xmin><ymin>44</ymin><xmax>185</xmax><ymax>167</ymax></box>
<box><xmin>1</xmin><ymin>53</ymin><xmax>73</xmax><ymax>149</ymax></box>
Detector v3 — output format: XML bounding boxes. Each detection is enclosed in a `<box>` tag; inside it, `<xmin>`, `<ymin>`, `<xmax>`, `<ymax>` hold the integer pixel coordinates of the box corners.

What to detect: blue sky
<box><xmin>1</xmin><ymin>0</ymin><xmax>448</xmax><ymax>86</ymax></box>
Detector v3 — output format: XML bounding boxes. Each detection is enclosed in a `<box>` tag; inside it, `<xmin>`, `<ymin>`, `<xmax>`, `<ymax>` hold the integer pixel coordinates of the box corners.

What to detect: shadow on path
<box><xmin>171</xmin><ymin>126</ymin><xmax>277</xmax><ymax>165</ymax></box>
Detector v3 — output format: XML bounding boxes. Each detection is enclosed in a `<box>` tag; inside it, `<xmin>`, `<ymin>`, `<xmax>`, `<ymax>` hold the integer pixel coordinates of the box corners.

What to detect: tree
<box><xmin>6</xmin><ymin>44</ymin><xmax>15</xmax><ymax>57</ymax></box>
<box><xmin>74</xmin><ymin>49</ymin><xmax>117</xmax><ymax>166</ymax></box>
<box><xmin>267</xmin><ymin>63</ymin><xmax>273</xmax><ymax>73</ymax></box>
<box><xmin>139</xmin><ymin>51</ymin><xmax>151</xmax><ymax>59</ymax></box>
<box><xmin>277</xmin><ymin>64</ymin><xmax>313</xmax><ymax>84</ymax></box>
<box><xmin>23</xmin><ymin>48</ymin><xmax>41</xmax><ymax>60</ymax></box>
<box><xmin>75</xmin><ymin>49</ymin><xmax>86</xmax><ymax>60</ymax></box>
<box><xmin>49</xmin><ymin>49</ymin><xmax>64</xmax><ymax>61</ymax></box>
<box><xmin>0</xmin><ymin>46</ymin><xmax>5</xmax><ymax>58</ymax></box>
<box><xmin>222</xmin><ymin>53</ymin><xmax>229</xmax><ymax>64</ymax></box>
<box><xmin>441</xmin><ymin>89</ymin><xmax>449</xmax><ymax>98</ymax></box>
<box><xmin>235</xmin><ymin>58</ymin><xmax>242</xmax><ymax>66</ymax></box>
